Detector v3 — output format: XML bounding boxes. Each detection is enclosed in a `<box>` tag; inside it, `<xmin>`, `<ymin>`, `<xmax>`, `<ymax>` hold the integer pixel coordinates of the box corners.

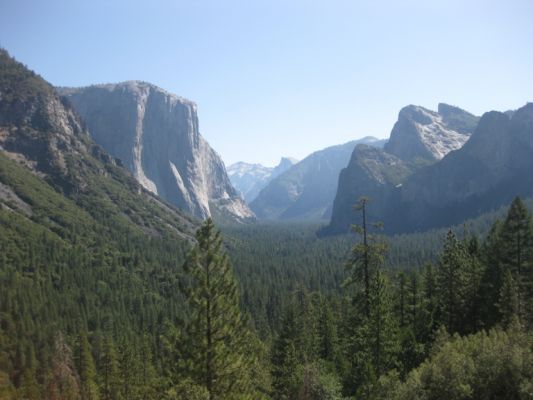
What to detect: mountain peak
<box><xmin>227</xmin><ymin>157</ymin><xmax>297</xmax><ymax>203</ymax></box>
<box><xmin>58</xmin><ymin>82</ymin><xmax>253</xmax><ymax>222</ymax></box>
<box><xmin>274</xmin><ymin>157</ymin><xmax>298</xmax><ymax>173</ymax></box>
<box><xmin>385</xmin><ymin>103</ymin><xmax>478</xmax><ymax>162</ymax></box>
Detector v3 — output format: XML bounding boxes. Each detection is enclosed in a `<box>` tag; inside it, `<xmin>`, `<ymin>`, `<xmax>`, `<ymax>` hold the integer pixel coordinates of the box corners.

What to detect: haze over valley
<box><xmin>1</xmin><ymin>1</ymin><xmax>533</xmax><ymax>399</ymax></box>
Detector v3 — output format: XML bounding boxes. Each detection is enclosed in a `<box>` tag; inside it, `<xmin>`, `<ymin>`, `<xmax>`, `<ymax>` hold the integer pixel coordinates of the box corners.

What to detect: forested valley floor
<box><xmin>2</xmin><ymin>194</ymin><xmax>533</xmax><ymax>399</ymax></box>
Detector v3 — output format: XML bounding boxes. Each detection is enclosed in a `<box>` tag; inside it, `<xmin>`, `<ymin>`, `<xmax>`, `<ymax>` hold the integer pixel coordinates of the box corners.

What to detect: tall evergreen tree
<box><xmin>271</xmin><ymin>304</ymin><xmax>300</xmax><ymax>400</ymax></box>
<box><xmin>499</xmin><ymin>196</ymin><xmax>533</xmax><ymax>322</ymax></box>
<box><xmin>345</xmin><ymin>197</ymin><xmax>387</xmax><ymax>318</ymax></box>
<box><xmin>366</xmin><ymin>269</ymin><xmax>399</xmax><ymax>378</ymax></box>
<box><xmin>174</xmin><ymin>218</ymin><xmax>257</xmax><ymax>400</ymax></box>
<box><xmin>99</xmin><ymin>335</ymin><xmax>121</xmax><ymax>400</ymax></box>
<box><xmin>436</xmin><ymin>230</ymin><xmax>467</xmax><ymax>334</ymax></box>
<box><xmin>75</xmin><ymin>331</ymin><xmax>99</xmax><ymax>400</ymax></box>
<box><xmin>498</xmin><ymin>269</ymin><xmax>520</xmax><ymax>328</ymax></box>
<box><xmin>479</xmin><ymin>220</ymin><xmax>504</xmax><ymax>326</ymax></box>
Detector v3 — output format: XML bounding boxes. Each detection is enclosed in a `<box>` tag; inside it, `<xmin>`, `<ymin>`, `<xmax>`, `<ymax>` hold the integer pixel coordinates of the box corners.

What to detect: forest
<box><xmin>2</xmin><ymin>181</ymin><xmax>533</xmax><ymax>398</ymax></box>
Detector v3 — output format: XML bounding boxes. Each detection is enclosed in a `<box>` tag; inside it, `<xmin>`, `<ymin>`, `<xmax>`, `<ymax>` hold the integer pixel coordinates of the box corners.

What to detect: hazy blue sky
<box><xmin>1</xmin><ymin>0</ymin><xmax>533</xmax><ymax>166</ymax></box>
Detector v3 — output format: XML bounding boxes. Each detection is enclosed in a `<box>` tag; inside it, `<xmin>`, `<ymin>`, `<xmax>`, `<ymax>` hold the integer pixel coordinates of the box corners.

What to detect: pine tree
<box><xmin>436</xmin><ymin>230</ymin><xmax>467</xmax><ymax>334</ymax></box>
<box><xmin>397</xmin><ymin>272</ymin><xmax>407</xmax><ymax>328</ymax></box>
<box><xmin>462</xmin><ymin>235</ymin><xmax>484</xmax><ymax>333</ymax></box>
<box><xmin>174</xmin><ymin>218</ymin><xmax>257</xmax><ymax>400</ymax></box>
<box><xmin>479</xmin><ymin>220</ymin><xmax>504</xmax><ymax>326</ymax></box>
<box><xmin>75</xmin><ymin>331</ymin><xmax>99</xmax><ymax>400</ymax></box>
<box><xmin>345</xmin><ymin>197</ymin><xmax>387</xmax><ymax>318</ymax></box>
<box><xmin>421</xmin><ymin>263</ymin><xmax>437</xmax><ymax>341</ymax></box>
<box><xmin>498</xmin><ymin>269</ymin><xmax>520</xmax><ymax>328</ymax></box>
<box><xmin>99</xmin><ymin>335</ymin><xmax>121</xmax><ymax>400</ymax></box>
<box><xmin>271</xmin><ymin>315</ymin><xmax>299</xmax><ymax>400</ymax></box>
<box><xmin>19</xmin><ymin>367</ymin><xmax>41</xmax><ymax>400</ymax></box>
<box><xmin>499</xmin><ymin>196</ymin><xmax>533</xmax><ymax>322</ymax></box>
<box><xmin>318</xmin><ymin>301</ymin><xmax>339</xmax><ymax>364</ymax></box>
<box><xmin>366</xmin><ymin>269</ymin><xmax>399</xmax><ymax>378</ymax></box>
<box><xmin>139</xmin><ymin>336</ymin><xmax>158</xmax><ymax>400</ymax></box>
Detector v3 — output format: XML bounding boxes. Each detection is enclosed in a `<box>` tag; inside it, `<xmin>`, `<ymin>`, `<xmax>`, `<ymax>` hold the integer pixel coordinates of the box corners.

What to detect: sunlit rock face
<box><xmin>59</xmin><ymin>81</ymin><xmax>253</xmax><ymax>221</ymax></box>
<box><xmin>385</xmin><ymin>103</ymin><xmax>478</xmax><ymax>162</ymax></box>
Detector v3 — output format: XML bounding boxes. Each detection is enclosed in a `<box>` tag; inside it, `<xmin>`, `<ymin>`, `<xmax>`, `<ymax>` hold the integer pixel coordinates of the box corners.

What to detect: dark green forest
<box><xmin>1</xmin><ymin>47</ymin><xmax>533</xmax><ymax>400</ymax></box>
<box><xmin>2</xmin><ymin>168</ymin><xmax>533</xmax><ymax>398</ymax></box>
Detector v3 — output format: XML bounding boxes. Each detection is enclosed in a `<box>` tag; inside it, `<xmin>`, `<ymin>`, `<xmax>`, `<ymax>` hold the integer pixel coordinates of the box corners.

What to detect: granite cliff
<box><xmin>326</xmin><ymin>103</ymin><xmax>533</xmax><ymax>234</ymax></box>
<box><xmin>59</xmin><ymin>82</ymin><xmax>253</xmax><ymax>221</ymax></box>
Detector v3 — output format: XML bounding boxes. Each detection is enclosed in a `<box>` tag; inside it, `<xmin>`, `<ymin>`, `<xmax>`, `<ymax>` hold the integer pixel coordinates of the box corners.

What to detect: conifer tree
<box><xmin>75</xmin><ymin>330</ymin><xmax>99</xmax><ymax>400</ymax></box>
<box><xmin>345</xmin><ymin>197</ymin><xmax>387</xmax><ymax>318</ymax></box>
<box><xmin>498</xmin><ymin>269</ymin><xmax>520</xmax><ymax>328</ymax></box>
<box><xmin>99</xmin><ymin>335</ymin><xmax>121</xmax><ymax>400</ymax></box>
<box><xmin>367</xmin><ymin>269</ymin><xmax>399</xmax><ymax>378</ymax></box>
<box><xmin>19</xmin><ymin>367</ymin><xmax>40</xmax><ymax>400</ymax></box>
<box><xmin>462</xmin><ymin>235</ymin><xmax>484</xmax><ymax>333</ymax></box>
<box><xmin>175</xmin><ymin>218</ymin><xmax>256</xmax><ymax>400</ymax></box>
<box><xmin>499</xmin><ymin>196</ymin><xmax>533</xmax><ymax>321</ymax></box>
<box><xmin>479</xmin><ymin>220</ymin><xmax>504</xmax><ymax>326</ymax></box>
<box><xmin>436</xmin><ymin>230</ymin><xmax>467</xmax><ymax>333</ymax></box>
<box><xmin>271</xmin><ymin>314</ymin><xmax>299</xmax><ymax>400</ymax></box>
<box><xmin>47</xmin><ymin>332</ymin><xmax>81</xmax><ymax>400</ymax></box>
<box><xmin>139</xmin><ymin>336</ymin><xmax>158</xmax><ymax>400</ymax></box>
<box><xmin>318</xmin><ymin>302</ymin><xmax>339</xmax><ymax>364</ymax></box>
<box><xmin>421</xmin><ymin>263</ymin><xmax>437</xmax><ymax>341</ymax></box>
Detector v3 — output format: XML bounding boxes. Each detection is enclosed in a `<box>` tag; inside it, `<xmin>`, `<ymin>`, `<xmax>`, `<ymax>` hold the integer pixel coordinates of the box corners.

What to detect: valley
<box><xmin>1</xmin><ymin>6</ymin><xmax>533</xmax><ymax>397</ymax></box>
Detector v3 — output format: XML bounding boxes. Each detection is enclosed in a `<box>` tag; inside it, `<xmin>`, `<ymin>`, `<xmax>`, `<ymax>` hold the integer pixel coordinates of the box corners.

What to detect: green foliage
<box><xmin>169</xmin><ymin>219</ymin><xmax>259</xmax><ymax>400</ymax></box>
<box><xmin>382</xmin><ymin>325</ymin><xmax>533</xmax><ymax>400</ymax></box>
<box><xmin>3</xmin><ymin>53</ymin><xmax>533</xmax><ymax>400</ymax></box>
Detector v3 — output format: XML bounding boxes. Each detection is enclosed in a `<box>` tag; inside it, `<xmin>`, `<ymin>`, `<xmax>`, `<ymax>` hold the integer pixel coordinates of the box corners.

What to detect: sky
<box><xmin>1</xmin><ymin>0</ymin><xmax>533</xmax><ymax>167</ymax></box>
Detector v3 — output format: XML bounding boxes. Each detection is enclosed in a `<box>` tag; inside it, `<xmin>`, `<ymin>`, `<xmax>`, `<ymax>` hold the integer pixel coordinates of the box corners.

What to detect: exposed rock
<box><xmin>0</xmin><ymin>49</ymin><xmax>197</xmax><ymax>239</ymax></box>
<box><xmin>227</xmin><ymin>157</ymin><xmax>297</xmax><ymax>203</ymax></box>
<box><xmin>394</xmin><ymin>103</ymin><xmax>533</xmax><ymax>231</ymax></box>
<box><xmin>326</xmin><ymin>103</ymin><xmax>533</xmax><ymax>234</ymax></box>
<box><xmin>384</xmin><ymin>104</ymin><xmax>478</xmax><ymax>162</ymax></box>
<box><xmin>58</xmin><ymin>82</ymin><xmax>253</xmax><ymax>221</ymax></box>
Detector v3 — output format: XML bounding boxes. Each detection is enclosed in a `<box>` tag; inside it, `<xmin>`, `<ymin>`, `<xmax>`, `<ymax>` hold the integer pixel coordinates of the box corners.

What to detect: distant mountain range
<box><xmin>3</xmin><ymin>45</ymin><xmax>529</xmax><ymax>237</ymax></box>
<box><xmin>323</xmin><ymin>102</ymin><xmax>533</xmax><ymax>235</ymax></box>
<box><xmin>250</xmin><ymin>137</ymin><xmax>386</xmax><ymax>220</ymax></box>
<box><xmin>227</xmin><ymin>157</ymin><xmax>297</xmax><ymax>203</ymax></box>
<box><xmin>58</xmin><ymin>82</ymin><xmax>254</xmax><ymax>222</ymax></box>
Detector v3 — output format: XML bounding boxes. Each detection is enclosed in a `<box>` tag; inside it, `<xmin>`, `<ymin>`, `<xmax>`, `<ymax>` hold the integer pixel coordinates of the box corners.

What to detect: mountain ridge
<box><xmin>57</xmin><ymin>81</ymin><xmax>254</xmax><ymax>222</ymax></box>
<box><xmin>325</xmin><ymin>102</ymin><xmax>533</xmax><ymax>234</ymax></box>
<box><xmin>251</xmin><ymin>137</ymin><xmax>386</xmax><ymax>220</ymax></box>
<box><xmin>227</xmin><ymin>157</ymin><xmax>297</xmax><ymax>203</ymax></box>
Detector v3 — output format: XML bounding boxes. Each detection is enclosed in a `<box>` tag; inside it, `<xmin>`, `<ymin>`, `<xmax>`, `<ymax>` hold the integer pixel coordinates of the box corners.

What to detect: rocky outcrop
<box><xmin>321</xmin><ymin>145</ymin><xmax>413</xmax><ymax>235</ymax></box>
<box><xmin>228</xmin><ymin>157</ymin><xmax>297</xmax><ymax>203</ymax></box>
<box><xmin>325</xmin><ymin>103</ymin><xmax>533</xmax><ymax>234</ymax></box>
<box><xmin>384</xmin><ymin>104</ymin><xmax>478</xmax><ymax>162</ymax></box>
<box><xmin>0</xmin><ymin>49</ymin><xmax>197</xmax><ymax>239</ymax></box>
<box><xmin>394</xmin><ymin>103</ymin><xmax>533</xmax><ymax>231</ymax></box>
<box><xmin>58</xmin><ymin>82</ymin><xmax>253</xmax><ymax>221</ymax></box>
<box><xmin>251</xmin><ymin>137</ymin><xmax>386</xmax><ymax>220</ymax></box>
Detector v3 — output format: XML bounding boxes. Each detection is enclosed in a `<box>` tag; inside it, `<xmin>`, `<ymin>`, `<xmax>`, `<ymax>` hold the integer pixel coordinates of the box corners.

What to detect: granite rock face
<box><xmin>395</xmin><ymin>103</ymin><xmax>533</xmax><ymax>231</ymax></box>
<box><xmin>326</xmin><ymin>103</ymin><xmax>533</xmax><ymax>234</ymax></box>
<box><xmin>59</xmin><ymin>82</ymin><xmax>254</xmax><ymax>221</ymax></box>
<box><xmin>0</xmin><ymin>49</ymin><xmax>197</xmax><ymax>238</ymax></box>
<box><xmin>384</xmin><ymin>104</ymin><xmax>478</xmax><ymax>162</ymax></box>
<box><xmin>227</xmin><ymin>157</ymin><xmax>297</xmax><ymax>203</ymax></box>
